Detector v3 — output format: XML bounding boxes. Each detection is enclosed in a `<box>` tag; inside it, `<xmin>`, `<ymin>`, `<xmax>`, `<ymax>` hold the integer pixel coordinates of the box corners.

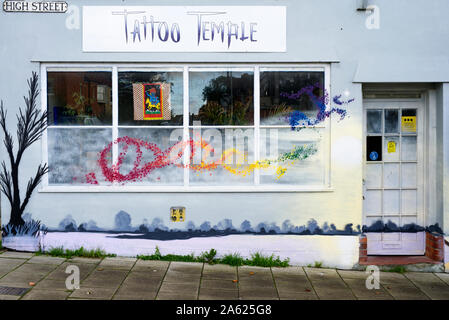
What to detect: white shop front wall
<box><xmin>2</xmin><ymin>0</ymin><xmax>449</xmax><ymax>268</ymax></box>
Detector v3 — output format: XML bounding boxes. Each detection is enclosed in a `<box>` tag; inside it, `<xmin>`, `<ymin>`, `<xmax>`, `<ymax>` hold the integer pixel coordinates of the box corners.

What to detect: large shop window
<box><xmin>43</xmin><ymin>65</ymin><xmax>330</xmax><ymax>191</ymax></box>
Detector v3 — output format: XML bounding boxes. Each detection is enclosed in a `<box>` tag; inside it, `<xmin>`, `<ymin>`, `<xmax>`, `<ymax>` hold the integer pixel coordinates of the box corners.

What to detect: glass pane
<box><xmin>189</xmin><ymin>128</ymin><xmax>254</xmax><ymax>185</ymax></box>
<box><xmin>401</xmin><ymin>136</ymin><xmax>417</xmax><ymax>161</ymax></box>
<box><xmin>365</xmin><ymin>164</ymin><xmax>382</xmax><ymax>189</ymax></box>
<box><xmin>383</xmin><ymin>136</ymin><xmax>399</xmax><ymax>161</ymax></box>
<box><xmin>259</xmin><ymin>128</ymin><xmax>323</xmax><ymax>185</ymax></box>
<box><xmin>401</xmin><ymin>163</ymin><xmax>417</xmax><ymax>188</ymax></box>
<box><xmin>117</xmin><ymin>128</ymin><xmax>184</xmax><ymax>185</ymax></box>
<box><xmin>189</xmin><ymin>71</ymin><xmax>254</xmax><ymax>125</ymax></box>
<box><xmin>367</xmin><ymin>110</ymin><xmax>382</xmax><ymax>133</ymax></box>
<box><xmin>383</xmin><ymin>163</ymin><xmax>400</xmax><ymax>188</ymax></box>
<box><xmin>365</xmin><ymin>190</ymin><xmax>381</xmax><ymax>215</ymax></box>
<box><xmin>47</xmin><ymin>72</ymin><xmax>112</xmax><ymax>125</ymax></box>
<box><xmin>259</xmin><ymin>71</ymin><xmax>325</xmax><ymax>125</ymax></box>
<box><xmin>383</xmin><ymin>190</ymin><xmax>400</xmax><ymax>214</ymax></box>
<box><xmin>401</xmin><ymin>190</ymin><xmax>417</xmax><ymax>214</ymax></box>
<box><xmin>384</xmin><ymin>109</ymin><xmax>399</xmax><ymax>133</ymax></box>
<box><xmin>118</xmin><ymin>71</ymin><xmax>183</xmax><ymax>126</ymax></box>
<box><xmin>47</xmin><ymin>128</ymin><xmax>112</xmax><ymax>185</ymax></box>
<box><xmin>366</xmin><ymin>136</ymin><xmax>382</xmax><ymax>161</ymax></box>
<box><xmin>401</xmin><ymin>109</ymin><xmax>417</xmax><ymax>133</ymax></box>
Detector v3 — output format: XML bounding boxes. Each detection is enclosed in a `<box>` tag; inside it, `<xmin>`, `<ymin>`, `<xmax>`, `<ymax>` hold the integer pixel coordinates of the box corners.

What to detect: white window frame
<box><xmin>39</xmin><ymin>63</ymin><xmax>332</xmax><ymax>193</ymax></box>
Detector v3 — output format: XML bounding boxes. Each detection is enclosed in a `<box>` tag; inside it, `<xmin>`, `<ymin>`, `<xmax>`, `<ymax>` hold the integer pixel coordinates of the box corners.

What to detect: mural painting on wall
<box><xmin>0</xmin><ymin>73</ymin><xmax>49</xmax><ymax>250</ymax></box>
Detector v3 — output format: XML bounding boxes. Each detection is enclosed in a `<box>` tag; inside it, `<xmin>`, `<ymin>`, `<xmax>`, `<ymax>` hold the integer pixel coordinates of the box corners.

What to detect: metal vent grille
<box><xmin>0</xmin><ymin>286</ymin><xmax>29</xmax><ymax>296</ymax></box>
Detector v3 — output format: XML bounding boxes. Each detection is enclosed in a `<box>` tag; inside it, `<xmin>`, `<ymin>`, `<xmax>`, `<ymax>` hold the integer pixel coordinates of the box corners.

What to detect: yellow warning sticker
<box><xmin>401</xmin><ymin>116</ymin><xmax>416</xmax><ymax>132</ymax></box>
<box><xmin>170</xmin><ymin>207</ymin><xmax>185</xmax><ymax>222</ymax></box>
<box><xmin>387</xmin><ymin>141</ymin><xmax>396</xmax><ymax>153</ymax></box>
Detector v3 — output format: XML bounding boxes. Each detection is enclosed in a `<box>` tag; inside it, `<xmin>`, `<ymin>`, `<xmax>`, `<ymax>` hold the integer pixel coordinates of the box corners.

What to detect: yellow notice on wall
<box><xmin>401</xmin><ymin>116</ymin><xmax>416</xmax><ymax>132</ymax></box>
<box><xmin>170</xmin><ymin>207</ymin><xmax>185</xmax><ymax>222</ymax></box>
<box><xmin>387</xmin><ymin>141</ymin><xmax>396</xmax><ymax>153</ymax></box>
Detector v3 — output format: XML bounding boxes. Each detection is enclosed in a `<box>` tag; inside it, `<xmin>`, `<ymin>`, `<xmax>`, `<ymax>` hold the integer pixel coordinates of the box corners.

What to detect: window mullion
<box><xmin>183</xmin><ymin>66</ymin><xmax>190</xmax><ymax>187</ymax></box>
<box><xmin>254</xmin><ymin>66</ymin><xmax>260</xmax><ymax>185</ymax></box>
<box><xmin>112</xmin><ymin>66</ymin><xmax>119</xmax><ymax>186</ymax></box>
<box><xmin>41</xmin><ymin>64</ymin><xmax>49</xmax><ymax>188</ymax></box>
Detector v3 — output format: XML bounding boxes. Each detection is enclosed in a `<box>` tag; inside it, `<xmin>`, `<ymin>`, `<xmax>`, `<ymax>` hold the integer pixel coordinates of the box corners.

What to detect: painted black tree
<box><xmin>0</xmin><ymin>72</ymin><xmax>48</xmax><ymax>226</ymax></box>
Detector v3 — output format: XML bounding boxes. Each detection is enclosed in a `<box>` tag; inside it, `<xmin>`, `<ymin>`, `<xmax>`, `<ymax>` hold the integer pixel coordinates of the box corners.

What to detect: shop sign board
<box><xmin>83</xmin><ymin>6</ymin><xmax>286</xmax><ymax>52</ymax></box>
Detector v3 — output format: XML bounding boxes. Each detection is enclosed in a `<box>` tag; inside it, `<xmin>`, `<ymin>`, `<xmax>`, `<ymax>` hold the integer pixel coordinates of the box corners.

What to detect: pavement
<box><xmin>0</xmin><ymin>251</ymin><xmax>448</xmax><ymax>300</ymax></box>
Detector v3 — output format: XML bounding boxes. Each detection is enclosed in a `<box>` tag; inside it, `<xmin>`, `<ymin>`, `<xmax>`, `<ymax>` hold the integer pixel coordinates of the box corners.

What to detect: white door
<box><xmin>363</xmin><ymin>100</ymin><xmax>425</xmax><ymax>255</ymax></box>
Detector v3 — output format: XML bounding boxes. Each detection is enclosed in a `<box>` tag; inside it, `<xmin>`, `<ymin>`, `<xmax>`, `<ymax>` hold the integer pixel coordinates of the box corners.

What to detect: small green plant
<box><xmin>386</xmin><ymin>266</ymin><xmax>407</xmax><ymax>274</ymax></box>
<box><xmin>199</xmin><ymin>248</ymin><xmax>218</xmax><ymax>264</ymax></box>
<box><xmin>136</xmin><ymin>248</ymin><xmax>290</xmax><ymax>268</ymax></box>
<box><xmin>313</xmin><ymin>261</ymin><xmax>323</xmax><ymax>268</ymax></box>
<box><xmin>37</xmin><ymin>246</ymin><xmax>116</xmax><ymax>259</ymax></box>
<box><xmin>220</xmin><ymin>253</ymin><xmax>245</xmax><ymax>266</ymax></box>
<box><xmin>246</xmin><ymin>252</ymin><xmax>290</xmax><ymax>268</ymax></box>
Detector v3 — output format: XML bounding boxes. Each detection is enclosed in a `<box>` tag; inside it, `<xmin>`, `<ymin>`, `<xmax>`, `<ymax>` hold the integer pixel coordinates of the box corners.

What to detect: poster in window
<box><xmin>132</xmin><ymin>82</ymin><xmax>171</xmax><ymax>120</ymax></box>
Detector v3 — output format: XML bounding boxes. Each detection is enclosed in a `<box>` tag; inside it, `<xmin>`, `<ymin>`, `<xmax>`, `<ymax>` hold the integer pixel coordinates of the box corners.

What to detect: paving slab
<box><xmin>158</xmin><ymin>281</ymin><xmax>200</xmax><ymax>295</ymax></box>
<box><xmin>131</xmin><ymin>260</ymin><xmax>170</xmax><ymax>274</ymax></box>
<box><xmin>199</xmin><ymin>288</ymin><xmax>238</xmax><ymax>300</ymax></box>
<box><xmin>168</xmin><ymin>261</ymin><xmax>203</xmax><ymax>274</ymax></box>
<box><xmin>32</xmin><ymin>278</ymin><xmax>70</xmax><ymax>291</ymax></box>
<box><xmin>0</xmin><ymin>294</ymin><xmax>21</xmax><ymax>300</ymax></box>
<box><xmin>27</xmin><ymin>255</ymin><xmax>66</xmax><ymax>265</ymax></box>
<box><xmin>69</xmin><ymin>287</ymin><xmax>117</xmax><ymax>300</ymax></box>
<box><xmin>0</xmin><ymin>252</ymin><xmax>33</xmax><ymax>259</ymax></box>
<box><xmin>379</xmin><ymin>272</ymin><xmax>429</xmax><ymax>300</ymax></box>
<box><xmin>238</xmin><ymin>278</ymin><xmax>276</xmax><ymax>290</ymax></box>
<box><xmin>66</xmin><ymin>257</ymin><xmax>101</xmax><ymax>264</ymax></box>
<box><xmin>404</xmin><ymin>272</ymin><xmax>449</xmax><ymax>300</ymax></box>
<box><xmin>274</xmin><ymin>279</ymin><xmax>314</xmax><ymax>293</ymax></box>
<box><xmin>80</xmin><ymin>269</ymin><xmax>128</xmax><ymax>288</ymax></box>
<box><xmin>46</xmin><ymin>262</ymin><xmax>97</xmax><ymax>281</ymax></box>
<box><xmin>238</xmin><ymin>266</ymin><xmax>273</xmax><ymax>280</ymax></box>
<box><xmin>156</xmin><ymin>292</ymin><xmax>198</xmax><ymax>300</ymax></box>
<box><xmin>278</xmin><ymin>292</ymin><xmax>318</xmax><ymax>300</ymax></box>
<box><xmin>341</xmin><ymin>278</ymin><xmax>393</xmax><ymax>300</ymax></box>
<box><xmin>21</xmin><ymin>289</ymin><xmax>71</xmax><ymax>300</ymax></box>
<box><xmin>0</xmin><ymin>263</ymin><xmax>57</xmax><ymax>287</ymax></box>
<box><xmin>0</xmin><ymin>258</ymin><xmax>28</xmax><ymax>269</ymax></box>
<box><xmin>98</xmin><ymin>257</ymin><xmax>137</xmax><ymax>270</ymax></box>
<box><xmin>304</xmin><ymin>268</ymin><xmax>355</xmax><ymax>300</ymax></box>
<box><xmin>200</xmin><ymin>279</ymin><xmax>239</xmax><ymax>290</ymax></box>
<box><xmin>434</xmin><ymin>272</ymin><xmax>449</xmax><ymax>285</ymax></box>
<box><xmin>239</xmin><ymin>287</ymin><xmax>278</xmax><ymax>300</ymax></box>
<box><xmin>202</xmin><ymin>264</ymin><xmax>238</xmax><ymax>280</ymax></box>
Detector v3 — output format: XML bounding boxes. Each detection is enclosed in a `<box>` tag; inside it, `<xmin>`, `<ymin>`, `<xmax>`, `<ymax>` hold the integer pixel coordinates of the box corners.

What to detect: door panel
<box><xmin>363</xmin><ymin>100</ymin><xmax>425</xmax><ymax>255</ymax></box>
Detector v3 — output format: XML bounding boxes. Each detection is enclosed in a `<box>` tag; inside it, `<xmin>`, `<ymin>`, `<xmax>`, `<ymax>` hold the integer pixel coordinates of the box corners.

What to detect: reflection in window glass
<box><xmin>189</xmin><ymin>72</ymin><xmax>254</xmax><ymax>125</ymax></box>
<box><xmin>189</xmin><ymin>128</ymin><xmax>254</xmax><ymax>185</ymax></box>
<box><xmin>384</xmin><ymin>109</ymin><xmax>398</xmax><ymax>133</ymax></box>
<box><xmin>47</xmin><ymin>72</ymin><xmax>112</xmax><ymax>125</ymax></box>
<box><xmin>118</xmin><ymin>72</ymin><xmax>183</xmax><ymax>126</ymax></box>
<box><xmin>260</xmin><ymin>71</ymin><xmax>324</xmax><ymax>125</ymax></box>
<box><xmin>47</xmin><ymin>128</ymin><xmax>112</xmax><ymax>185</ymax></box>
<box><xmin>367</xmin><ymin>110</ymin><xmax>382</xmax><ymax>133</ymax></box>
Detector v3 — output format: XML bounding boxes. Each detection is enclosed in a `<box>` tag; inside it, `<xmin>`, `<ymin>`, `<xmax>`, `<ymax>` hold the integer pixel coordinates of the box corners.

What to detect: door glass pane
<box><xmin>366</xmin><ymin>136</ymin><xmax>382</xmax><ymax>161</ymax></box>
<box><xmin>384</xmin><ymin>109</ymin><xmax>399</xmax><ymax>133</ymax></box>
<box><xmin>365</xmin><ymin>164</ymin><xmax>382</xmax><ymax>188</ymax></box>
<box><xmin>401</xmin><ymin>190</ymin><xmax>417</xmax><ymax>214</ymax></box>
<box><xmin>383</xmin><ymin>190</ymin><xmax>400</xmax><ymax>214</ymax></box>
<box><xmin>367</xmin><ymin>110</ymin><xmax>382</xmax><ymax>133</ymax></box>
<box><xmin>383</xmin><ymin>163</ymin><xmax>400</xmax><ymax>188</ymax></box>
<box><xmin>383</xmin><ymin>136</ymin><xmax>399</xmax><ymax>161</ymax></box>
<box><xmin>401</xmin><ymin>136</ymin><xmax>417</xmax><ymax>161</ymax></box>
<box><xmin>401</xmin><ymin>109</ymin><xmax>417</xmax><ymax>133</ymax></box>
<box><xmin>401</xmin><ymin>163</ymin><xmax>417</xmax><ymax>188</ymax></box>
<box><xmin>365</xmin><ymin>190</ymin><xmax>381</xmax><ymax>215</ymax></box>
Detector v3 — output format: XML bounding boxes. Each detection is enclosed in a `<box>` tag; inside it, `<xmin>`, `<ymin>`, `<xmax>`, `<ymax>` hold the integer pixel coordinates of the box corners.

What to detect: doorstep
<box><xmin>359</xmin><ymin>255</ymin><xmax>440</xmax><ymax>266</ymax></box>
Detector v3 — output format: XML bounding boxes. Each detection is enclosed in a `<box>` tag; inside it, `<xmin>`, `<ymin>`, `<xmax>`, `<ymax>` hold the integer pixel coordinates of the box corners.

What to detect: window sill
<box><xmin>38</xmin><ymin>185</ymin><xmax>334</xmax><ymax>193</ymax></box>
